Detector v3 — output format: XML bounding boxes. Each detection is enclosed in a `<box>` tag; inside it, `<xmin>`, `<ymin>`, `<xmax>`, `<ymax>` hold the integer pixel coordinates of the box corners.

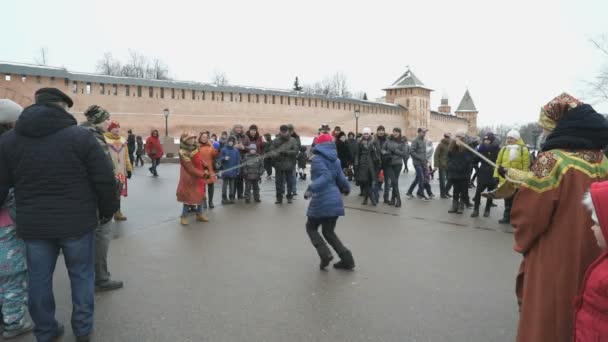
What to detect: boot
<box><xmin>319</xmin><ymin>253</ymin><xmax>334</xmax><ymax>270</ymax></box>
<box><xmin>394</xmin><ymin>194</ymin><xmax>402</xmax><ymax>208</ymax></box>
<box><xmin>448</xmin><ymin>200</ymin><xmax>459</xmax><ymax>213</ymax></box>
<box><xmin>180</xmin><ymin>216</ymin><xmax>189</xmax><ymax>225</ymax></box>
<box><xmin>370</xmin><ymin>193</ymin><xmax>378</xmax><ymax>206</ymax></box>
<box><xmin>114</xmin><ymin>211</ymin><xmax>127</xmax><ymax>221</ymax></box>
<box><xmin>287</xmin><ymin>196</ymin><xmax>293</xmax><ymax>204</ymax></box>
<box><xmin>483</xmin><ymin>202</ymin><xmax>491</xmax><ymax>217</ymax></box>
<box><xmin>362</xmin><ymin>196</ymin><xmax>369</xmax><ymax>205</ymax></box>
<box><xmin>95</xmin><ymin>279</ymin><xmax>124</xmax><ymax>292</ymax></box>
<box><xmin>254</xmin><ymin>198</ymin><xmax>261</xmax><ymax>203</ymax></box>
<box><xmin>275</xmin><ymin>196</ymin><xmax>283</xmax><ymax>204</ymax></box>
<box><xmin>457</xmin><ymin>202</ymin><xmax>465</xmax><ymax>214</ymax></box>
<box><xmin>499</xmin><ymin>211</ymin><xmax>511</xmax><ymax>224</ymax></box>
<box><xmin>196</xmin><ymin>213</ymin><xmax>209</xmax><ymax>222</ymax></box>
<box><xmin>470</xmin><ymin>208</ymin><xmax>480</xmax><ymax>218</ymax></box>
<box><xmin>389</xmin><ymin>195</ymin><xmax>395</xmax><ymax>206</ymax></box>
<box><xmin>334</xmin><ymin>250</ymin><xmax>355</xmax><ymax>270</ymax></box>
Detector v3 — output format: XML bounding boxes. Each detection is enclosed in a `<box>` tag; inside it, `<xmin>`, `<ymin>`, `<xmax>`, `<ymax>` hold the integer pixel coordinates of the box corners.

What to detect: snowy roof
<box><xmin>455</xmin><ymin>90</ymin><xmax>478</xmax><ymax>112</ymax></box>
<box><xmin>383</xmin><ymin>68</ymin><xmax>433</xmax><ymax>91</ymax></box>
<box><xmin>0</xmin><ymin>61</ymin><xmax>401</xmax><ymax>110</ymax></box>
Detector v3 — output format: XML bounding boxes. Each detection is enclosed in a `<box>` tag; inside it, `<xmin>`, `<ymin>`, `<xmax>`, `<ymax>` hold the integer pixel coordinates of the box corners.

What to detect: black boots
<box><xmin>499</xmin><ymin>212</ymin><xmax>511</xmax><ymax>224</ymax></box>
<box><xmin>394</xmin><ymin>194</ymin><xmax>402</xmax><ymax>208</ymax></box>
<box><xmin>334</xmin><ymin>250</ymin><xmax>355</xmax><ymax>270</ymax></box>
<box><xmin>448</xmin><ymin>200</ymin><xmax>459</xmax><ymax>213</ymax></box>
<box><xmin>457</xmin><ymin>202</ymin><xmax>465</xmax><ymax>214</ymax></box>
<box><xmin>275</xmin><ymin>196</ymin><xmax>283</xmax><ymax>204</ymax></box>
<box><xmin>320</xmin><ymin>253</ymin><xmax>334</xmax><ymax>270</ymax></box>
<box><xmin>362</xmin><ymin>196</ymin><xmax>369</xmax><ymax>205</ymax></box>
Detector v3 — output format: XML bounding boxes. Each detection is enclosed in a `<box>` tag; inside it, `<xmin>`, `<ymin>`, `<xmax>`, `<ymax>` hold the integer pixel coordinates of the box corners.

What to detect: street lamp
<box><xmin>163</xmin><ymin>108</ymin><xmax>170</xmax><ymax>137</ymax></box>
<box><xmin>354</xmin><ymin>109</ymin><xmax>360</xmax><ymax>134</ymax></box>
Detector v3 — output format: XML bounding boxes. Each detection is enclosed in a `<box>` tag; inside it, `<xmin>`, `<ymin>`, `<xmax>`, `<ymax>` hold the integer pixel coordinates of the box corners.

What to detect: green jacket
<box><xmin>434</xmin><ymin>138</ymin><xmax>450</xmax><ymax>169</ymax></box>
<box><xmin>269</xmin><ymin>136</ymin><xmax>298</xmax><ymax>171</ymax></box>
<box><xmin>494</xmin><ymin>138</ymin><xmax>530</xmax><ymax>183</ymax></box>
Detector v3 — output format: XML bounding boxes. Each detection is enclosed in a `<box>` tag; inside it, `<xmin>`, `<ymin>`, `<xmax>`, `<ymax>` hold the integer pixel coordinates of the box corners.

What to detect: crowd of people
<box><xmin>1</xmin><ymin>87</ymin><xmax>608</xmax><ymax>341</ymax></box>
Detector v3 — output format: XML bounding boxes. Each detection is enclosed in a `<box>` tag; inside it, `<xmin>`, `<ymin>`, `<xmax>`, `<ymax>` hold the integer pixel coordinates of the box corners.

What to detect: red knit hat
<box><xmin>107</xmin><ymin>120</ymin><xmax>120</xmax><ymax>132</ymax></box>
<box><xmin>315</xmin><ymin>133</ymin><xmax>333</xmax><ymax>145</ymax></box>
<box><xmin>589</xmin><ymin>181</ymin><xmax>608</xmax><ymax>240</ymax></box>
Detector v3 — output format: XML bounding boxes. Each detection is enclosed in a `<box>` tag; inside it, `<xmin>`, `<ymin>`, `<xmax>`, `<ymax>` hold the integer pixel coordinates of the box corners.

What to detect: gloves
<box><xmin>127</xmin><ymin>171</ymin><xmax>132</xmax><ymax>179</ymax></box>
<box><xmin>304</xmin><ymin>190</ymin><xmax>313</xmax><ymax>200</ymax></box>
<box><xmin>99</xmin><ymin>216</ymin><xmax>112</xmax><ymax>225</ymax></box>
<box><xmin>498</xmin><ymin>166</ymin><xmax>507</xmax><ymax>178</ymax></box>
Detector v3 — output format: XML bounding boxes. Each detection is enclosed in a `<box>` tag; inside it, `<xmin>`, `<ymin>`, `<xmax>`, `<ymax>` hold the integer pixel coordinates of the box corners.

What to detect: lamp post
<box><xmin>354</xmin><ymin>109</ymin><xmax>360</xmax><ymax>134</ymax></box>
<box><xmin>163</xmin><ymin>108</ymin><xmax>170</xmax><ymax>137</ymax></box>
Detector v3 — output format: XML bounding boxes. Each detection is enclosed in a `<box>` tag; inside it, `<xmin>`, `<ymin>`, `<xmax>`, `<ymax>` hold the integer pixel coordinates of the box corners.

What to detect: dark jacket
<box><xmin>243</xmin><ymin>132</ymin><xmax>265</xmax><ymax>155</ymax></box>
<box><xmin>354</xmin><ymin>138</ymin><xmax>380</xmax><ymax>183</ymax></box>
<box><xmin>474</xmin><ymin>140</ymin><xmax>500</xmax><ymax>185</ymax></box>
<box><xmin>434</xmin><ymin>138</ymin><xmax>450</xmax><ymax>169</ymax></box>
<box><xmin>127</xmin><ymin>133</ymin><xmax>136</xmax><ymax>154</ymax></box>
<box><xmin>373</xmin><ymin>135</ymin><xmax>389</xmax><ymax>167</ymax></box>
<box><xmin>382</xmin><ymin>136</ymin><xmax>407</xmax><ymax>166</ymax></box>
<box><xmin>346</xmin><ymin>138</ymin><xmax>358</xmax><ymax>161</ymax></box>
<box><xmin>307</xmin><ymin>142</ymin><xmax>350</xmax><ymax>218</ymax></box>
<box><xmin>447</xmin><ymin>144</ymin><xmax>473</xmax><ymax>180</ymax></box>
<box><xmin>410</xmin><ymin>136</ymin><xmax>427</xmax><ymax>166</ymax></box>
<box><xmin>243</xmin><ymin>153</ymin><xmax>264</xmax><ymax>180</ymax></box>
<box><xmin>297</xmin><ymin>147</ymin><xmax>308</xmax><ymax>169</ymax></box>
<box><xmin>336</xmin><ymin>140</ymin><xmax>352</xmax><ymax>169</ymax></box>
<box><xmin>219</xmin><ymin>146</ymin><xmax>241</xmax><ymax>178</ymax></box>
<box><xmin>270</xmin><ymin>135</ymin><xmax>298</xmax><ymax>171</ymax></box>
<box><xmin>0</xmin><ymin>103</ymin><xmax>118</xmax><ymax>239</ymax></box>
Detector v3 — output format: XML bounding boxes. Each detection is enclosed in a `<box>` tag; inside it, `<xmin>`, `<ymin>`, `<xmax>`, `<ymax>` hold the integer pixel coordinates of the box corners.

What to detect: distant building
<box><xmin>0</xmin><ymin>62</ymin><xmax>476</xmax><ymax>140</ymax></box>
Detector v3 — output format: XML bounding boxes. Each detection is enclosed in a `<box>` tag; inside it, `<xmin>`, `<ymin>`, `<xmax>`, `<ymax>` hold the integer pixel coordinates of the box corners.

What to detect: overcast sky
<box><xmin>1</xmin><ymin>0</ymin><xmax>606</xmax><ymax>126</ymax></box>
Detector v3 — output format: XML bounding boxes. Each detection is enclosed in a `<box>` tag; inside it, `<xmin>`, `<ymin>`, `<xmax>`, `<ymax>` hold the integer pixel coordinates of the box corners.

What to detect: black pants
<box><xmin>275</xmin><ymin>169</ymin><xmax>295</xmax><ymax>198</ymax></box>
<box><xmin>135</xmin><ymin>154</ymin><xmax>144</xmax><ymax>166</ymax></box>
<box><xmin>151</xmin><ymin>158</ymin><xmax>161</xmax><ymax>174</ymax></box>
<box><xmin>235</xmin><ymin>176</ymin><xmax>244</xmax><ymax>199</ymax></box>
<box><xmin>473</xmin><ymin>181</ymin><xmax>495</xmax><ymax>210</ymax></box>
<box><xmin>207</xmin><ymin>183</ymin><xmax>215</xmax><ymax>205</ymax></box>
<box><xmin>503</xmin><ymin>195</ymin><xmax>515</xmax><ymax>219</ymax></box>
<box><xmin>384</xmin><ymin>164</ymin><xmax>402</xmax><ymax>200</ymax></box>
<box><xmin>245</xmin><ymin>179</ymin><xmax>260</xmax><ymax>201</ymax></box>
<box><xmin>306</xmin><ymin>217</ymin><xmax>348</xmax><ymax>257</ymax></box>
<box><xmin>451</xmin><ymin>179</ymin><xmax>468</xmax><ymax>204</ymax></box>
<box><xmin>264</xmin><ymin>160</ymin><xmax>273</xmax><ymax>177</ymax></box>
<box><xmin>222</xmin><ymin>178</ymin><xmax>236</xmax><ymax>200</ymax></box>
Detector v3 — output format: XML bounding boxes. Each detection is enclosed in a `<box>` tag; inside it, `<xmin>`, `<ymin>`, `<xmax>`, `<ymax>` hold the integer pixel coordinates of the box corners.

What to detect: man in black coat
<box><xmin>0</xmin><ymin>88</ymin><xmax>118</xmax><ymax>341</ymax></box>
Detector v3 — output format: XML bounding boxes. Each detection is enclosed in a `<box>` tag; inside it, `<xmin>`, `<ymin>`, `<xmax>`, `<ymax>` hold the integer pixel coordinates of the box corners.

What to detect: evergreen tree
<box><xmin>362</xmin><ymin>93</ymin><xmax>368</xmax><ymax>100</ymax></box>
<box><xmin>293</xmin><ymin>77</ymin><xmax>303</xmax><ymax>92</ymax></box>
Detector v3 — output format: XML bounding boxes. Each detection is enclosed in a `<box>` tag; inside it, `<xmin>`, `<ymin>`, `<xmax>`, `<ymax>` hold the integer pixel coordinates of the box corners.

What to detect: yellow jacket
<box><xmin>493</xmin><ymin>138</ymin><xmax>530</xmax><ymax>183</ymax></box>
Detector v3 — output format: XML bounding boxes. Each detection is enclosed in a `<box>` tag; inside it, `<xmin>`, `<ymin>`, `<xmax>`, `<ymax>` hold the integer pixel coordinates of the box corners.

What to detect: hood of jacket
<box><xmin>15</xmin><ymin>103</ymin><xmax>76</xmax><ymax>138</ymax></box>
<box><xmin>313</xmin><ymin>142</ymin><xmax>338</xmax><ymax>162</ymax></box>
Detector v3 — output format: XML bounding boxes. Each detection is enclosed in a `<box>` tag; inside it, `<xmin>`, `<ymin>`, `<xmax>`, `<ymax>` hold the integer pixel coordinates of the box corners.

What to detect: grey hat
<box><xmin>0</xmin><ymin>99</ymin><xmax>23</xmax><ymax>124</ymax></box>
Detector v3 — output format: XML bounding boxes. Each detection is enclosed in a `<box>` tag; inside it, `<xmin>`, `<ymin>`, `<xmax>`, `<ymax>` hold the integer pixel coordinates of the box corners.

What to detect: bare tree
<box><xmin>34</xmin><ymin>47</ymin><xmax>48</xmax><ymax>66</ymax></box>
<box><xmin>587</xmin><ymin>35</ymin><xmax>608</xmax><ymax>102</ymax></box>
<box><xmin>211</xmin><ymin>70</ymin><xmax>229</xmax><ymax>85</ymax></box>
<box><xmin>96</xmin><ymin>52</ymin><xmax>122</xmax><ymax>76</ymax></box>
<box><xmin>331</xmin><ymin>72</ymin><xmax>351</xmax><ymax>97</ymax></box>
<box><xmin>146</xmin><ymin>58</ymin><xmax>170</xmax><ymax>80</ymax></box>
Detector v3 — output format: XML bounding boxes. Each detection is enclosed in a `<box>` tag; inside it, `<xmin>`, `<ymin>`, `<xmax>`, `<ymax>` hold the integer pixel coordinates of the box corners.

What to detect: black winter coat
<box><xmin>336</xmin><ymin>140</ymin><xmax>352</xmax><ymax>169</ymax></box>
<box><xmin>447</xmin><ymin>147</ymin><xmax>473</xmax><ymax>180</ymax></box>
<box><xmin>474</xmin><ymin>141</ymin><xmax>500</xmax><ymax>185</ymax></box>
<box><xmin>381</xmin><ymin>136</ymin><xmax>407</xmax><ymax>166</ymax></box>
<box><xmin>0</xmin><ymin>103</ymin><xmax>118</xmax><ymax>239</ymax></box>
<box><xmin>354</xmin><ymin>139</ymin><xmax>380</xmax><ymax>183</ymax></box>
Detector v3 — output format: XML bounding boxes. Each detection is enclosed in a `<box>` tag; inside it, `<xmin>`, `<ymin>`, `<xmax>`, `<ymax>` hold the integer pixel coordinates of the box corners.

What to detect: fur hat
<box><xmin>249</xmin><ymin>124</ymin><xmax>258</xmax><ymax>131</ymax></box>
<box><xmin>0</xmin><ymin>99</ymin><xmax>23</xmax><ymax>124</ymax></box>
<box><xmin>507</xmin><ymin>130</ymin><xmax>521</xmax><ymax>140</ymax></box>
<box><xmin>315</xmin><ymin>133</ymin><xmax>333</xmax><ymax>145</ymax></box>
<box><xmin>362</xmin><ymin>127</ymin><xmax>372</xmax><ymax>135</ymax></box>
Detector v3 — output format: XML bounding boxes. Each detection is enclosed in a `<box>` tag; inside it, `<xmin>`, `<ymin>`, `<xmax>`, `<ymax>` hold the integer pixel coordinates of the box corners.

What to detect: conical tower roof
<box><xmin>383</xmin><ymin>68</ymin><xmax>433</xmax><ymax>91</ymax></box>
<box><xmin>455</xmin><ymin>89</ymin><xmax>477</xmax><ymax>112</ymax></box>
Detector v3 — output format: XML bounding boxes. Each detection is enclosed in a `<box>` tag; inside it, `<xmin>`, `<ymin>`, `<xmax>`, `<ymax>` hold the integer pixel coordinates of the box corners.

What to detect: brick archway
<box><xmin>0</xmin><ymin>87</ymin><xmax>34</xmax><ymax>107</ymax></box>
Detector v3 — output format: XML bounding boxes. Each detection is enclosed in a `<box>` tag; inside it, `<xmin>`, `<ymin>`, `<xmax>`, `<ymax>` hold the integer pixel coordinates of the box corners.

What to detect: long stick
<box><xmin>454</xmin><ymin>138</ymin><xmax>524</xmax><ymax>185</ymax></box>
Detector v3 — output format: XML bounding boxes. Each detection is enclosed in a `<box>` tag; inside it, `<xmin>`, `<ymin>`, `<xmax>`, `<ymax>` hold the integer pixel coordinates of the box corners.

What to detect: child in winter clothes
<box><xmin>0</xmin><ymin>99</ymin><xmax>33</xmax><ymax>338</ymax></box>
<box><xmin>177</xmin><ymin>132</ymin><xmax>210</xmax><ymax>225</ymax></box>
<box><xmin>304</xmin><ymin>134</ymin><xmax>354</xmax><ymax>271</ymax></box>
<box><xmin>243</xmin><ymin>144</ymin><xmax>264</xmax><ymax>203</ymax></box>
<box><xmin>219</xmin><ymin>136</ymin><xmax>241</xmax><ymax>204</ymax></box>
<box><xmin>575</xmin><ymin>181</ymin><xmax>608</xmax><ymax>340</ymax></box>
<box><xmin>297</xmin><ymin>146</ymin><xmax>308</xmax><ymax>180</ymax></box>
<box><xmin>135</xmin><ymin>135</ymin><xmax>144</xmax><ymax>166</ymax></box>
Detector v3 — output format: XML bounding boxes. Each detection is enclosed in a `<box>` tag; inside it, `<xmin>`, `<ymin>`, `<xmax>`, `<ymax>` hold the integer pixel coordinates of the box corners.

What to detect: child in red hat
<box><xmin>575</xmin><ymin>180</ymin><xmax>608</xmax><ymax>340</ymax></box>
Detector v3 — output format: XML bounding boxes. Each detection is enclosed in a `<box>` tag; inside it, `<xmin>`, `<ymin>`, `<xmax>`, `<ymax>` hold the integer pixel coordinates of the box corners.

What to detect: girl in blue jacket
<box><xmin>304</xmin><ymin>134</ymin><xmax>354</xmax><ymax>270</ymax></box>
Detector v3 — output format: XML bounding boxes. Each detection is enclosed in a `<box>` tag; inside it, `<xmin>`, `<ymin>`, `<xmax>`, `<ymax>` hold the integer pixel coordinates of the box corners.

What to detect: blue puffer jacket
<box><xmin>307</xmin><ymin>142</ymin><xmax>350</xmax><ymax>218</ymax></box>
<box><xmin>219</xmin><ymin>146</ymin><xmax>241</xmax><ymax>178</ymax></box>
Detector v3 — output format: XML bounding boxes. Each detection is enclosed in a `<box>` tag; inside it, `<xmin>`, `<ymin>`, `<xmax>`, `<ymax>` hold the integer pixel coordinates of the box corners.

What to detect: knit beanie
<box><xmin>84</xmin><ymin>105</ymin><xmax>110</xmax><ymax>124</ymax></box>
<box><xmin>507</xmin><ymin>130</ymin><xmax>521</xmax><ymax>140</ymax></box>
<box><xmin>377</xmin><ymin>125</ymin><xmax>385</xmax><ymax>132</ymax></box>
<box><xmin>107</xmin><ymin>120</ymin><xmax>120</xmax><ymax>132</ymax></box>
<box><xmin>249</xmin><ymin>124</ymin><xmax>258</xmax><ymax>131</ymax></box>
<box><xmin>315</xmin><ymin>133</ymin><xmax>333</xmax><ymax>145</ymax></box>
<box><xmin>0</xmin><ymin>99</ymin><xmax>23</xmax><ymax>124</ymax></box>
<box><xmin>362</xmin><ymin>127</ymin><xmax>372</xmax><ymax>134</ymax></box>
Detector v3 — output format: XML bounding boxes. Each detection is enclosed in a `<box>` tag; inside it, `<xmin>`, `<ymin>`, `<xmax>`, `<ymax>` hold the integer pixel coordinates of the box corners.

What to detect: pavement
<box><xmin>14</xmin><ymin>164</ymin><xmax>520</xmax><ymax>342</ymax></box>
